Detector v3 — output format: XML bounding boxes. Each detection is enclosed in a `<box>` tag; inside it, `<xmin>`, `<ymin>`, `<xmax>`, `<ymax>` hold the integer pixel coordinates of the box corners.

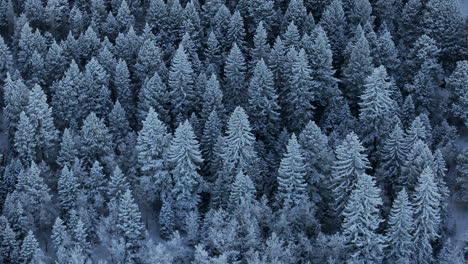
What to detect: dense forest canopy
<box><xmin>0</xmin><ymin>0</ymin><xmax>467</xmax><ymax>263</ymax></box>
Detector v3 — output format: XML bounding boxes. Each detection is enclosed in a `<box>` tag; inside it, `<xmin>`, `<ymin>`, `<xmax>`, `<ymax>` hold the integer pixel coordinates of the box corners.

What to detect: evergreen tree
<box><xmin>78</xmin><ymin>26</ymin><xmax>101</xmax><ymax>63</ymax></box>
<box><xmin>397</xmin><ymin>0</ymin><xmax>423</xmax><ymax>49</ymax></box>
<box><xmin>298</xmin><ymin>120</ymin><xmax>332</xmax><ymax>204</ymax></box>
<box><xmin>403</xmin><ymin>140</ymin><xmax>433</xmax><ymax>191</ymax></box>
<box><xmin>201</xmin><ymin>74</ymin><xmax>224</xmax><ymax>122</ymax></box>
<box><xmin>0</xmin><ymin>35</ymin><xmax>12</xmax><ymax>85</ymax></box>
<box><xmin>224</xmin><ymin>43</ymin><xmax>247</xmax><ymax>111</ymax></box>
<box><xmin>79</xmin><ymin>58</ymin><xmax>112</xmax><ymax>119</ymax></box>
<box><xmin>138</xmin><ymin>72</ymin><xmax>170</xmax><ymax>124</ymax></box>
<box><xmin>447</xmin><ymin>60</ymin><xmax>468</xmax><ymax>126</ymax></box>
<box><xmin>283</xmin><ymin>0</ymin><xmax>307</xmax><ymax>31</ymax></box>
<box><xmin>44</xmin><ymin>41</ymin><xmax>67</xmax><ymax>87</ymax></box>
<box><xmin>379</xmin><ymin>124</ymin><xmax>407</xmax><ymax>192</ymax></box>
<box><xmin>108</xmin><ymin>101</ymin><xmax>131</xmax><ymax>148</ymax></box>
<box><xmin>57</xmin><ymin>128</ymin><xmax>78</xmax><ymax>168</ymax></box>
<box><xmin>168</xmin><ymin>44</ymin><xmax>196</xmax><ymax>123</ymax></box>
<box><xmin>385</xmin><ymin>188</ymin><xmax>414</xmax><ymax>263</ymax></box>
<box><xmin>455</xmin><ymin>148</ymin><xmax>468</xmax><ymax>204</ymax></box>
<box><xmin>14</xmin><ymin>112</ymin><xmax>36</xmax><ymax>164</ymax></box>
<box><xmin>282</xmin><ymin>21</ymin><xmax>301</xmax><ymax>50</ymax></box>
<box><xmin>117</xmin><ymin>189</ymin><xmax>145</xmax><ymax>263</ymax></box>
<box><xmin>136</xmin><ymin>108</ymin><xmax>171</xmax><ymax>202</ymax></box>
<box><xmin>0</xmin><ymin>217</ymin><xmax>19</xmax><ymax>263</ymax></box>
<box><xmin>358</xmin><ymin>66</ymin><xmax>395</xmax><ymax>153</ymax></box>
<box><xmin>159</xmin><ymin>197</ymin><xmax>176</xmax><ymax>240</ymax></box>
<box><xmin>58</xmin><ymin>166</ymin><xmax>79</xmax><ymax>212</ymax></box>
<box><xmin>250</xmin><ymin>22</ymin><xmax>270</xmax><ymax>68</ymax></box>
<box><xmin>116</xmin><ymin>0</ymin><xmax>135</xmax><ymax>32</ymax></box>
<box><xmin>229</xmin><ymin>170</ymin><xmax>256</xmax><ymax>208</ymax></box>
<box><xmin>412</xmin><ymin>167</ymin><xmax>442</xmax><ymax>264</ymax></box>
<box><xmin>51</xmin><ymin>217</ymin><xmax>70</xmax><ymax>250</ymax></box>
<box><xmin>376</xmin><ymin>26</ymin><xmax>400</xmax><ymax>77</ymax></box>
<box><xmin>341</xmin><ymin>172</ymin><xmax>385</xmax><ymax>263</ymax></box>
<box><xmin>19</xmin><ymin>230</ymin><xmax>41</xmax><ymax>263</ymax></box>
<box><xmin>346</xmin><ymin>0</ymin><xmax>372</xmax><ymax>27</ymax></box>
<box><xmin>168</xmin><ymin>120</ymin><xmax>204</xmax><ymax>220</ymax></box>
<box><xmin>3</xmin><ymin>75</ymin><xmax>29</xmax><ymax>137</ymax></box>
<box><xmin>320</xmin><ymin>0</ymin><xmax>346</xmax><ymax>63</ymax></box>
<box><xmin>342</xmin><ymin>26</ymin><xmax>373</xmax><ymax>106</ymax></box>
<box><xmin>247</xmin><ymin>59</ymin><xmax>280</xmax><ymax>143</ymax></box>
<box><xmin>201</xmin><ymin>111</ymin><xmax>223</xmax><ymax>179</ymax></box>
<box><xmin>45</xmin><ymin>0</ymin><xmax>69</xmax><ymax>37</ymax></box>
<box><xmin>423</xmin><ymin>0</ymin><xmax>465</xmax><ymax>65</ymax></box>
<box><xmin>135</xmin><ymin>38</ymin><xmax>167</xmax><ymax>85</ymax></box>
<box><xmin>26</xmin><ymin>84</ymin><xmax>59</xmax><ymax>160</ymax></box>
<box><xmin>331</xmin><ymin>132</ymin><xmax>370</xmax><ymax>215</ymax></box>
<box><xmin>147</xmin><ymin>0</ymin><xmax>168</xmax><ymax>42</ymax></box>
<box><xmin>113</xmin><ymin>59</ymin><xmax>132</xmax><ymax>115</ymax></box>
<box><xmin>79</xmin><ymin>112</ymin><xmax>113</xmax><ymax>166</ymax></box>
<box><xmin>286</xmin><ymin>49</ymin><xmax>315</xmax><ymax>132</ymax></box>
<box><xmin>204</xmin><ymin>31</ymin><xmax>221</xmax><ymax>74</ymax></box>
<box><xmin>227</xmin><ymin>11</ymin><xmax>246</xmax><ymax>52</ymax></box>
<box><xmin>277</xmin><ymin>134</ymin><xmax>308</xmax><ymax>207</ymax></box>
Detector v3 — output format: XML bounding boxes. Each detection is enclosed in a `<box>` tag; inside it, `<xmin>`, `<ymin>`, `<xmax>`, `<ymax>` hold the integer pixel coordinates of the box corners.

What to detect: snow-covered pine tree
<box><xmin>277</xmin><ymin>134</ymin><xmax>308</xmax><ymax>207</ymax></box>
<box><xmin>455</xmin><ymin>148</ymin><xmax>468</xmax><ymax>204</ymax></box>
<box><xmin>168</xmin><ymin>44</ymin><xmax>196</xmax><ymax>123</ymax></box>
<box><xmin>341</xmin><ymin>172</ymin><xmax>385</xmax><ymax>263</ymax></box>
<box><xmin>136</xmin><ymin>108</ymin><xmax>171</xmax><ymax>203</ymax></box>
<box><xmin>168</xmin><ymin>120</ymin><xmax>204</xmax><ymax>221</ymax></box>
<box><xmin>250</xmin><ymin>21</ymin><xmax>270</xmax><ymax>68</ymax></box>
<box><xmin>331</xmin><ymin>132</ymin><xmax>370</xmax><ymax>215</ymax></box>
<box><xmin>412</xmin><ymin>167</ymin><xmax>442</xmax><ymax>264</ymax></box>
<box><xmin>117</xmin><ymin>189</ymin><xmax>145</xmax><ymax>263</ymax></box>
<box><xmin>200</xmin><ymin>74</ymin><xmax>224</xmax><ymax>123</ymax></box>
<box><xmin>14</xmin><ymin>112</ymin><xmax>36</xmax><ymax>164</ymax></box>
<box><xmin>247</xmin><ymin>59</ymin><xmax>280</xmax><ymax>143</ymax></box>
<box><xmin>58</xmin><ymin>166</ymin><xmax>79</xmax><ymax>212</ymax></box>
<box><xmin>224</xmin><ymin>43</ymin><xmax>247</xmax><ymax>111</ymax></box>
<box><xmin>51</xmin><ymin>217</ymin><xmax>70</xmax><ymax>251</ymax></box>
<box><xmin>19</xmin><ymin>230</ymin><xmax>41</xmax><ymax>263</ymax></box>
<box><xmin>286</xmin><ymin>48</ymin><xmax>315</xmax><ymax>132</ymax></box>
<box><xmin>385</xmin><ymin>188</ymin><xmax>414</xmax><ymax>263</ymax></box>
<box><xmin>447</xmin><ymin>60</ymin><xmax>468</xmax><ymax>126</ymax></box>
<box><xmin>320</xmin><ymin>0</ymin><xmax>346</xmax><ymax>64</ymax></box>
<box><xmin>113</xmin><ymin>59</ymin><xmax>132</xmax><ymax>116</ymax></box>
<box><xmin>229</xmin><ymin>170</ymin><xmax>256</xmax><ymax>209</ymax></box>
<box><xmin>79</xmin><ymin>112</ymin><xmax>113</xmax><ymax>167</ymax></box>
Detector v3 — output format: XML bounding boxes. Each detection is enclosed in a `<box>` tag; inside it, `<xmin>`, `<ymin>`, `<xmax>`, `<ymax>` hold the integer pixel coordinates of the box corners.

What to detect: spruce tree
<box><xmin>229</xmin><ymin>170</ymin><xmax>256</xmax><ymax>208</ymax></box>
<box><xmin>247</xmin><ymin>59</ymin><xmax>280</xmax><ymax>143</ymax></box>
<box><xmin>168</xmin><ymin>120</ymin><xmax>204</xmax><ymax>219</ymax></box>
<box><xmin>51</xmin><ymin>217</ymin><xmax>70</xmax><ymax>250</ymax></box>
<box><xmin>250</xmin><ymin>22</ymin><xmax>270</xmax><ymax>68</ymax></box>
<box><xmin>58</xmin><ymin>166</ymin><xmax>79</xmax><ymax>212</ymax></box>
<box><xmin>79</xmin><ymin>112</ymin><xmax>113</xmax><ymax>166</ymax></box>
<box><xmin>224</xmin><ymin>43</ymin><xmax>247</xmax><ymax>111</ymax></box>
<box><xmin>79</xmin><ymin>58</ymin><xmax>112</xmax><ymax>119</ymax></box>
<box><xmin>135</xmin><ymin>38</ymin><xmax>167</xmax><ymax>85</ymax></box>
<box><xmin>320</xmin><ymin>0</ymin><xmax>346</xmax><ymax>64</ymax></box>
<box><xmin>19</xmin><ymin>230</ymin><xmax>41</xmax><ymax>263</ymax></box>
<box><xmin>287</xmin><ymin>49</ymin><xmax>315</xmax><ymax>132</ymax></box>
<box><xmin>379</xmin><ymin>124</ymin><xmax>407</xmax><ymax>192</ymax></box>
<box><xmin>200</xmin><ymin>74</ymin><xmax>224</xmax><ymax>122</ymax></box>
<box><xmin>14</xmin><ymin>112</ymin><xmax>36</xmax><ymax>164</ymax></box>
<box><xmin>168</xmin><ymin>44</ymin><xmax>196</xmax><ymax>123</ymax></box>
<box><xmin>57</xmin><ymin>128</ymin><xmax>78</xmax><ymax>168</ymax></box>
<box><xmin>227</xmin><ymin>11</ymin><xmax>246</xmax><ymax>52</ymax></box>
<box><xmin>277</xmin><ymin>134</ymin><xmax>308</xmax><ymax>207</ymax></box>
<box><xmin>403</xmin><ymin>140</ymin><xmax>433</xmax><ymax>191</ymax></box>
<box><xmin>342</xmin><ymin>26</ymin><xmax>373</xmax><ymax>106</ymax></box>
<box><xmin>136</xmin><ymin>108</ymin><xmax>171</xmax><ymax>202</ymax></box>
<box><xmin>44</xmin><ymin>41</ymin><xmax>67</xmax><ymax>87</ymax></box>
<box><xmin>159</xmin><ymin>197</ymin><xmax>176</xmax><ymax>240</ymax></box>
<box><xmin>331</xmin><ymin>132</ymin><xmax>370</xmax><ymax>215</ymax></box>
<box><xmin>0</xmin><ymin>35</ymin><xmax>12</xmax><ymax>85</ymax></box>
<box><xmin>341</xmin><ymin>172</ymin><xmax>385</xmax><ymax>263</ymax></box>
<box><xmin>283</xmin><ymin>0</ymin><xmax>307</xmax><ymax>31</ymax></box>
<box><xmin>397</xmin><ymin>0</ymin><xmax>423</xmax><ymax>49</ymax></box>
<box><xmin>116</xmin><ymin>0</ymin><xmax>135</xmax><ymax>32</ymax></box>
<box><xmin>455</xmin><ymin>148</ymin><xmax>468</xmax><ymax>204</ymax></box>
<box><xmin>3</xmin><ymin>75</ymin><xmax>29</xmax><ymax>137</ymax></box>
<box><xmin>108</xmin><ymin>101</ymin><xmax>131</xmax><ymax>148</ymax></box>
<box><xmin>117</xmin><ymin>189</ymin><xmax>145</xmax><ymax>263</ymax></box>
<box><xmin>447</xmin><ymin>60</ymin><xmax>468</xmax><ymax>126</ymax></box>
<box><xmin>282</xmin><ymin>21</ymin><xmax>301</xmax><ymax>50</ymax></box>
<box><xmin>205</xmin><ymin>31</ymin><xmax>221</xmax><ymax>74</ymax></box>
<box><xmin>412</xmin><ymin>167</ymin><xmax>442</xmax><ymax>264</ymax></box>
<box><xmin>138</xmin><ymin>72</ymin><xmax>170</xmax><ymax>124</ymax></box>
<box><xmin>113</xmin><ymin>59</ymin><xmax>132</xmax><ymax>115</ymax></box>
<box><xmin>201</xmin><ymin>111</ymin><xmax>223</xmax><ymax>179</ymax></box>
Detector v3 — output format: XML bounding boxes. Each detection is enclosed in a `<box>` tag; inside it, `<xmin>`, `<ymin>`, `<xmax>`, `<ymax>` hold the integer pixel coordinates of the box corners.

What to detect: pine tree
<box><xmin>116</xmin><ymin>0</ymin><xmax>135</xmax><ymax>32</ymax></box>
<box><xmin>0</xmin><ymin>35</ymin><xmax>12</xmax><ymax>84</ymax></box>
<box><xmin>283</xmin><ymin>0</ymin><xmax>307</xmax><ymax>31</ymax></box>
<box><xmin>52</xmin><ymin>60</ymin><xmax>80</xmax><ymax>128</ymax></box>
<box><xmin>117</xmin><ymin>189</ymin><xmax>145</xmax><ymax>263</ymax></box>
<box><xmin>397</xmin><ymin>0</ymin><xmax>423</xmax><ymax>49</ymax></box>
<box><xmin>287</xmin><ymin>48</ymin><xmax>315</xmax><ymax>132</ymax></box>
<box><xmin>247</xmin><ymin>59</ymin><xmax>280</xmax><ymax>143</ymax></box>
<box><xmin>135</xmin><ymin>38</ymin><xmax>167</xmax><ymax>85</ymax></box>
<box><xmin>282</xmin><ymin>21</ymin><xmax>301</xmax><ymax>50</ymax></box>
<box><xmin>201</xmin><ymin>111</ymin><xmax>223</xmax><ymax>179</ymax></box>
<box><xmin>455</xmin><ymin>148</ymin><xmax>468</xmax><ymax>204</ymax></box>
<box><xmin>227</xmin><ymin>11</ymin><xmax>246</xmax><ymax>52</ymax></box>
<box><xmin>433</xmin><ymin>149</ymin><xmax>450</xmax><ymax>215</ymax></box>
<box><xmin>379</xmin><ymin>124</ymin><xmax>407</xmax><ymax>192</ymax></box>
<box><xmin>358</xmin><ymin>66</ymin><xmax>395</xmax><ymax>152</ymax></box>
<box><xmin>26</xmin><ymin>84</ymin><xmax>59</xmax><ymax>160</ymax></box>
<box><xmin>250</xmin><ymin>22</ymin><xmax>270</xmax><ymax>68</ymax></box>
<box><xmin>14</xmin><ymin>112</ymin><xmax>36</xmax><ymax>164</ymax></box>
<box><xmin>229</xmin><ymin>170</ymin><xmax>256</xmax><ymax>208</ymax></box>
<box><xmin>138</xmin><ymin>71</ymin><xmax>170</xmax><ymax>124</ymax></box>
<box><xmin>412</xmin><ymin>167</ymin><xmax>441</xmax><ymax>264</ymax></box>
<box><xmin>51</xmin><ymin>217</ymin><xmax>70</xmax><ymax>250</ymax></box>
<box><xmin>346</xmin><ymin>0</ymin><xmax>372</xmax><ymax>27</ymax></box>
<box><xmin>224</xmin><ymin>43</ymin><xmax>247</xmax><ymax>111</ymax></box>
<box><xmin>78</xmin><ymin>26</ymin><xmax>101</xmax><ymax>63</ymax></box>
<box><xmin>19</xmin><ymin>230</ymin><xmax>40</xmax><ymax>263</ymax></box>
<box><xmin>79</xmin><ymin>112</ymin><xmax>113</xmax><ymax>166</ymax></box>
<box><xmin>204</xmin><ymin>31</ymin><xmax>221</xmax><ymax>73</ymax></box>
<box><xmin>79</xmin><ymin>58</ymin><xmax>112</xmax><ymax>119</ymax></box>
<box><xmin>58</xmin><ymin>166</ymin><xmax>79</xmax><ymax>212</ymax></box>
<box><xmin>403</xmin><ymin>140</ymin><xmax>433</xmax><ymax>191</ymax></box>
<box><xmin>385</xmin><ymin>188</ymin><xmax>414</xmax><ymax>263</ymax></box>
<box><xmin>113</xmin><ymin>59</ymin><xmax>132</xmax><ymax>115</ymax></box>
<box><xmin>331</xmin><ymin>132</ymin><xmax>370</xmax><ymax>215</ymax></box>
<box><xmin>200</xmin><ymin>74</ymin><xmax>224</xmax><ymax>122</ymax></box>
<box><xmin>447</xmin><ymin>60</ymin><xmax>468</xmax><ymax>126</ymax></box>
<box><xmin>159</xmin><ymin>197</ymin><xmax>176</xmax><ymax>240</ymax></box>
<box><xmin>108</xmin><ymin>101</ymin><xmax>131</xmax><ymax>148</ymax></box>
<box><xmin>108</xmin><ymin>166</ymin><xmax>130</xmax><ymax>213</ymax></box>
<box><xmin>57</xmin><ymin>128</ymin><xmax>78</xmax><ymax>168</ymax></box>
<box><xmin>44</xmin><ymin>41</ymin><xmax>67</xmax><ymax>87</ymax></box>
<box><xmin>341</xmin><ymin>172</ymin><xmax>385</xmax><ymax>263</ymax></box>
<box><xmin>298</xmin><ymin>120</ymin><xmax>332</xmax><ymax>204</ymax></box>
<box><xmin>168</xmin><ymin>44</ymin><xmax>196</xmax><ymax>123</ymax></box>
<box><xmin>168</xmin><ymin>120</ymin><xmax>204</xmax><ymax>219</ymax></box>
<box><xmin>320</xmin><ymin>0</ymin><xmax>346</xmax><ymax>63</ymax></box>
<box><xmin>376</xmin><ymin>26</ymin><xmax>400</xmax><ymax>76</ymax></box>
<box><xmin>3</xmin><ymin>75</ymin><xmax>29</xmax><ymax>137</ymax></box>
<box><xmin>423</xmin><ymin>0</ymin><xmax>465</xmax><ymax>65</ymax></box>
<box><xmin>147</xmin><ymin>0</ymin><xmax>168</xmax><ymax>42</ymax></box>
<box><xmin>45</xmin><ymin>0</ymin><xmax>69</xmax><ymax>37</ymax></box>
<box><xmin>277</xmin><ymin>134</ymin><xmax>308</xmax><ymax>207</ymax></box>
<box><xmin>136</xmin><ymin>108</ymin><xmax>171</xmax><ymax>202</ymax></box>
<box><xmin>0</xmin><ymin>217</ymin><xmax>19</xmax><ymax>263</ymax></box>
<box><xmin>86</xmin><ymin>160</ymin><xmax>106</xmax><ymax>207</ymax></box>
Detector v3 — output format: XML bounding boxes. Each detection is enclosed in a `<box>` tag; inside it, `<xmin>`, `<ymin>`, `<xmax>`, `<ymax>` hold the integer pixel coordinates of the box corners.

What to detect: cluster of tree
<box><xmin>0</xmin><ymin>0</ymin><xmax>467</xmax><ymax>263</ymax></box>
